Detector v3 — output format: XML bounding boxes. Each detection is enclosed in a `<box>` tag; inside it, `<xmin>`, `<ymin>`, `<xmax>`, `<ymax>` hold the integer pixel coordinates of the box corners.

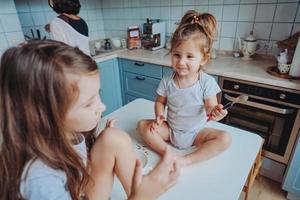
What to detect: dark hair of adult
<box><xmin>49</xmin><ymin>0</ymin><xmax>81</xmax><ymax>15</ymax></box>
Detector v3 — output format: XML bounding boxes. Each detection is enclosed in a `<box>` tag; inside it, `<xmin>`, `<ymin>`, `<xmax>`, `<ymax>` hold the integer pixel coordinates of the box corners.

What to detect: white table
<box><xmin>100</xmin><ymin>99</ymin><xmax>263</xmax><ymax>200</ymax></box>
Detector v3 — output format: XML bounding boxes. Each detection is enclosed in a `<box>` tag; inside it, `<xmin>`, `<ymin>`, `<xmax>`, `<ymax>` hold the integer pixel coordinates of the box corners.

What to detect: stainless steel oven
<box><xmin>219</xmin><ymin>77</ymin><xmax>300</xmax><ymax>164</ymax></box>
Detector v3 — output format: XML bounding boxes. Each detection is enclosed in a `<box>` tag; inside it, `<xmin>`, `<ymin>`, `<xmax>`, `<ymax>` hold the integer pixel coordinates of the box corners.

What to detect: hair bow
<box><xmin>192</xmin><ymin>15</ymin><xmax>205</xmax><ymax>27</ymax></box>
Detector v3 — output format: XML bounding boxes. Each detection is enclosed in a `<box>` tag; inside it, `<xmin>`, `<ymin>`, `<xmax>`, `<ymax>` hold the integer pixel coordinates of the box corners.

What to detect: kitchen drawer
<box><xmin>124</xmin><ymin>72</ymin><xmax>160</xmax><ymax>101</ymax></box>
<box><xmin>121</xmin><ymin>59</ymin><xmax>162</xmax><ymax>79</ymax></box>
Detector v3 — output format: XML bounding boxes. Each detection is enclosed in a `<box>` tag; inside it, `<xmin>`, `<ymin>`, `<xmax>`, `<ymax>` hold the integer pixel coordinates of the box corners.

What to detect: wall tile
<box><xmin>28</xmin><ymin>0</ymin><xmax>44</xmax><ymax>12</ymax></box>
<box><xmin>196</xmin><ymin>6</ymin><xmax>209</xmax><ymax>12</ymax></box>
<box><xmin>195</xmin><ymin>0</ymin><xmax>209</xmax><ymax>5</ymax></box>
<box><xmin>223</xmin><ymin>5</ymin><xmax>239</xmax><ymax>21</ymax></box>
<box><xmin>18</xmin><ymin>13</ymin><xmax>34</xmax><ymax>27</ymax></box>
<box><xmin>224</xmin><ymin>0</ymin><xmax>240</xmax><ymax>4</ymax></box>
<box><xmin>240</xmin><ymin>0</ymin><xmax>257</xmax><ymax>3</ymax></box>
<box><xmin>1</xmin><ymin>0</ymin><xmax>18</xmax><ymax>14</ymax></box>
<box><xmin>14</xmin><ymin>0</ymin><xmax>30</xmax><ymax>12</ymax></box>
<box><xmin>270</xmin><ymin>23</ymin><xmax>293</xmax><ymax>40</ymax></box>
<box><xmin>32</xmin><ymin>12</ymin><xmax>46</xmax><ymax>26</ymax></box>
<box><xmin>292</xmin><ymin>23</ymin><xmax>300</xmax><ymax>34</ymax></box>
<box><xmin>182</xmin><ymin>6</ymin><xmax>196</xmax><ymax>14</ymax></box>
<box><xmin>258</xmin><ymin>0</ymin><xmax>277</xmax><ymax>3</ymax></box>
<box><xmin>170</xmin><ymin>6</ymin><xmax>182</xmax><ymax>20</ymax></box>
<box><xmin>238</xmin><ymin>4</ymin><xmax>256</xmax><ymax>21</ymax></box>
<box><xmin>236</xmin><ymin>22</ymin><xmax>254</xmax><ymax>38</ymax></box>
<box><xmin>161</xmin><ymin>7</ymin><xmax>171</xmax><ymax>19</ymax></box>
<box><xmin>294</xmin><ymin>5</ymin><xmax>300</xmax><ymax>22</ymax></box>
<box><xmin>0</xmin><ymin>32</ymin><xmax>9</xmax><ymax>50</ymax></box>
<box><xmin>253</xmin><ymin>22</ymin><xmax>272</xmax><ymax>39</ymax></box>
<box><xmin>5</xmin><ymin>31</ymin><xmax>24</xmax><ymax>46</ymax></box>
<box><xmin>1</xmin><ymin>14</ymin><xmax>22</xmax><ymax>32</ymax></box>
<box><xmin>0</xmin><ymin>19</ymin><xmax>4</xmax><ymax>33</ymax></box>
<box><xmin>209</xmin><ymin>0</ymin><xmax>224</xmax><ymax>5</ymax></box>
<box><xmin>255</xmin><ymin>4</ymin><xmax>276</xmax><ymax>22</ymax></box>
<box><xmin>208</xmin><ymin>5</ymin><xmax>223</xmax><ymax>21</ymax></box>
<box><xmin>221</xmin><ymin>22</ymin><xmax>237</xmax><ymax>37</ymax></box>
<box><xmin>274</xmin><ymin>3</ymin><xmax>298</xmax><ymax>22</ymax></box>
<box><xmin>220</xmin><ymin>37</ymin><xmax>235</xmax><ymax>50</ymax></box>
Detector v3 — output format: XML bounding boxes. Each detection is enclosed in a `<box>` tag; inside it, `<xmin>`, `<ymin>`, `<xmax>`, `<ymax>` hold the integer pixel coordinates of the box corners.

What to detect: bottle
<box><xmin>104</xmin><ymin>39</ymin><xmax>111</xmax><ymax>50</ymax></box>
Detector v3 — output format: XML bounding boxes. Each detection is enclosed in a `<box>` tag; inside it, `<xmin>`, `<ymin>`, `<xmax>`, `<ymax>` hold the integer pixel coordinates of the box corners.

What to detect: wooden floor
<box><xmin>239</xmin><ymin>175</ymin><xmax>287</xmax><ymax>200</ymax></box>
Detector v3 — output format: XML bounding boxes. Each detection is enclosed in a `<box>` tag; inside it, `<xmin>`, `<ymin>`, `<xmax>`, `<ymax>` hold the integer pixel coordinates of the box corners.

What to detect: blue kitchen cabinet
<box><xmin>119</xmin><ymin>59</ymin><xmax>163</xmax><ymax>103</ymax></box>
<box><xmin>97</xmin><ymin>59</ymin><xmax>122</xmax><ymax>116</ymax></box>
<box><xmin>283</xmin><ymin>131</ymin><xmax>300</xmax><ymax>199</ymax></box>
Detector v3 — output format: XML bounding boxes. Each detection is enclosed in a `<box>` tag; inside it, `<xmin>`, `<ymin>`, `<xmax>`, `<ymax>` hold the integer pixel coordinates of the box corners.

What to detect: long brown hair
<box><xmin>0</xmin><ymin>40</ymin><xmax>98</xmax><ymax>200</ymax></box>
<box><xmin>171</xmin><ymin>10</ymin><xmax>217</xmax><ymax>65</ymax></box>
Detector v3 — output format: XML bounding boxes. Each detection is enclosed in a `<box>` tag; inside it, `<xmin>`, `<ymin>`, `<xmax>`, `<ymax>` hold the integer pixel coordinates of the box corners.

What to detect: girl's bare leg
<box><xmin>87</xmin><ymin>128</ymin><xmax>136</xmax><ymax>200</ymax></box>
<box><xmin>180</xmin><ymin>128</ymin><xmax>232</xmax><ymax>166</ymax></box>
<box><xmin>137</xmin><ymin>119</ymin><xmax>170</xmax><ymax>156</ymax></box>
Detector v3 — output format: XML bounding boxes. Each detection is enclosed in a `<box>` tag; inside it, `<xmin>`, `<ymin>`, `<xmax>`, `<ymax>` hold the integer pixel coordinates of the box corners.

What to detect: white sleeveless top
<box><xmin>156</xmin><ymin>71</ymin><xmax>221</xmax><ymax>133</ymax></box>
<box><xmin>50</xmin><ymin>17</ymin><xmax>90</xmax><ymax>56</ymax></box>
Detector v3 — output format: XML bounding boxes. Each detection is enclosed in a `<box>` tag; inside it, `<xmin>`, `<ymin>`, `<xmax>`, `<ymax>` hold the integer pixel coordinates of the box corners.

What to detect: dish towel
<box><xmin>289</xmin><ymin>38</ymin><xmax>300</xmax><ymax>77</ymax></box>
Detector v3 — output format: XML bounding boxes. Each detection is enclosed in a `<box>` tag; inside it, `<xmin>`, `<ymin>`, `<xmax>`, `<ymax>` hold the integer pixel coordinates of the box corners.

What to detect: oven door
<box><xmin>221</xmin><ymin>92</ymin><xmax>298</xmax><ymax>163</ymax></box>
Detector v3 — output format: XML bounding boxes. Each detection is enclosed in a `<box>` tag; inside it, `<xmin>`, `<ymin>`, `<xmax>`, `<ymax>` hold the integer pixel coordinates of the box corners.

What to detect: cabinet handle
<box><xmin>135</xmin><ymin>76</ymin><xmax>146</xmax><ymax>81</ymax></box>
<box><xmin>134</xmin><ymin>62</ymin><xmax>144</xmax><ymax>66</ymax></box>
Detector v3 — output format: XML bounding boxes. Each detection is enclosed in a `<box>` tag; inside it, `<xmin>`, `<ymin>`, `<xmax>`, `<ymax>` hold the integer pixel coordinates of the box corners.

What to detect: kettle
<box><xmin>238</xmin><ymin>31</ymin><xmax>259</xmax><ymax>60</ymax></box>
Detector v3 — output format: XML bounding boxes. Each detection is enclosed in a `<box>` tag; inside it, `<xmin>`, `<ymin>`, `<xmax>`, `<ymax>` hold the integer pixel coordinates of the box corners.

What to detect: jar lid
<box><xmin>245</xmin><ymin>31</ymin><xmax>257</xmax><ymax>42</ymax></box>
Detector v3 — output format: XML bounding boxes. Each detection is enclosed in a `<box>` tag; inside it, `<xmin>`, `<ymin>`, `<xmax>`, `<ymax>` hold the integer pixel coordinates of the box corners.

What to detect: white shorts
<box><xmin>170</xmin><ymin>128</ymin><xmax>203</xmax><ymax>149</ymax></box>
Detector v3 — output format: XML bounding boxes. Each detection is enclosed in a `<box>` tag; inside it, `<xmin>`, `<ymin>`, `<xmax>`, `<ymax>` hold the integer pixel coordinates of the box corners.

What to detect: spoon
<box><xmin>207</xmin><ymin>94</ymin><xmax>249</xmax><ymax>121</ymax></box>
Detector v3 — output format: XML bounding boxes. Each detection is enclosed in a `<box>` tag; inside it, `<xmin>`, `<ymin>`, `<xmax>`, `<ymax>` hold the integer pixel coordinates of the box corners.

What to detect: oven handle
<box><xmin>224</xmin><ymin>94</ymin><xmax>294</xmax><ymax>114</ymax></box>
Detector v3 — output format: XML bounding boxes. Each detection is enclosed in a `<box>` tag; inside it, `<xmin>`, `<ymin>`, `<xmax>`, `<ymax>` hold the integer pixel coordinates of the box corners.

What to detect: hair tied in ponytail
<box><xmin>191</xmin><ymin>15</ymin><xmax>206</xmax><ymax>28</ymax></box>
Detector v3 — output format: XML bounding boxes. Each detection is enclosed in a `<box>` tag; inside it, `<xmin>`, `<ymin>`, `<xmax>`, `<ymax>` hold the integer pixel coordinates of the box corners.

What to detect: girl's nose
<box><xmin>178</xmin><ymin>57</ymin><xmax>186</xmax><ymax>65</ymax></box>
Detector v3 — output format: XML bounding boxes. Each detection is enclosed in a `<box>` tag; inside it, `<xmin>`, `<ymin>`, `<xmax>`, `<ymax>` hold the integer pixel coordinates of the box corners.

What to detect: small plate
<box><xmin>135</xmin><ymin>150</ymin><xmax>148</xmax><ymax>168</ymax></box>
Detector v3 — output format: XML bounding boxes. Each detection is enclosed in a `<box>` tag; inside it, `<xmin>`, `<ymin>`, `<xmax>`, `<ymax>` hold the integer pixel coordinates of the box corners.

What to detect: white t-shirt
<box><xmin>50</xmin><ymin>17</ymin><xmax>90</xmax><ymax>56</ymax></box>
<box><xmin>20</xmin><ymin>135</ymin><xmax>87</xmax><ymax>200</ymax></box>
<box><xmin>156</xmin><ymin>71</ymin><xmax>221</xmax><ymax>133</ymax></box>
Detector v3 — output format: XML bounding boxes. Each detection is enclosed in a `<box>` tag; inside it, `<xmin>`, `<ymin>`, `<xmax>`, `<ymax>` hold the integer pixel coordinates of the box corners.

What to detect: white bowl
<box><xmin>135</xmin><ymin>149</ymin><xmax>148</xmax><ymax>168</ymax></box>
<box><xmin>277</xmin><ymin>63</ymin><xmax>291</xmax><ymax>74</ymax></box>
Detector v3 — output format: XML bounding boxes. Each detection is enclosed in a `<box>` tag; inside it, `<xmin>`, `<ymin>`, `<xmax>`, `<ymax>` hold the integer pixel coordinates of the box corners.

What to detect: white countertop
<box><xmin>100</xmin><ymin>99</ymin><xmax>263</xmax><ymax>200</ymax></box>
<box><xmin>93</xmin><ymin>48</ymin><xmax>300</xmax><ymax>91</ymax></box>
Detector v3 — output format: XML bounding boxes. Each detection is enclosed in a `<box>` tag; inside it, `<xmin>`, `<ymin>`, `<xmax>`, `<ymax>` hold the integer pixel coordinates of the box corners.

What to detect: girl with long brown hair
<box><xmin>0</xmin><ymin>40</ymin><xmax>179</xmax><ymax>200</ymax></box>
<box><xmin>137</xmin><ymin>10</ymin><xmax>232</xmax><ymax>167</ymax></box>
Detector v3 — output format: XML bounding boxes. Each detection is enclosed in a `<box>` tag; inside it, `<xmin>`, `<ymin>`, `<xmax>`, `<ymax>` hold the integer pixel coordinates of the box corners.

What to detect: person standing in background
<box><xmin>46</xmin><ymin>0</ymin><xmax>90</xmax><ymax>55</ymax></box>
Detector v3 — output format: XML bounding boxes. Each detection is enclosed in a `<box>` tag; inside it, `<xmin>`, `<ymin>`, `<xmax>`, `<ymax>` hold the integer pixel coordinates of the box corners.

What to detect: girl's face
<box><xmin>171</xmin><ymin>39</ymin><xmax>207</xmax><ymax>77</ymax></box>
<box><xmin>65</xmin><ymin>73</ymin><xmax>105</xmax><ymax>134</ymax></box>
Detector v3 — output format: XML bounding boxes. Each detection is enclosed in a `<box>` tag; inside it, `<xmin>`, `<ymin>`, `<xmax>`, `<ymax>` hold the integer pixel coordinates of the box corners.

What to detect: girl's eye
<box><xmin>173</xmin><ymin>54</ymin><xmax>180</xmax><ymax>58</ymax></box>
<box><xmin>84</xmin><ymin>102</ymin><xmax>92</xmax><ymax>108</ymax></box>
<box><xmin>187</xmin><ymin>55</ymin><xmax>194</xmax><ymax>59</ymax></box>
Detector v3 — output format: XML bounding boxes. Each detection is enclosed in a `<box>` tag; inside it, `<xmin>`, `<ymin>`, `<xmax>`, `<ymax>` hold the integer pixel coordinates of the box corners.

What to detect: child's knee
<box><xmin>98</xmin><ymin>127</ymin><xmax>132</xmax><ymax>147</ymax></box>
<box><xmin>136</xmin><ymin>120</ymin><xmax>151</xmax><ymax>136</ymax></box>
<box><xmin>219</xmin><ymin>131</ymin><xmax>232</xmax><ymax>150</ymax></box>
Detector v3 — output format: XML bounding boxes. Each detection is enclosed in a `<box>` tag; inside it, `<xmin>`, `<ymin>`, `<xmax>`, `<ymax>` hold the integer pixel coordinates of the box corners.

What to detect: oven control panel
<box><xmin>222</xmin><ymin>80</ymin><xmax>300</xmax><ymax>106</ymax></box>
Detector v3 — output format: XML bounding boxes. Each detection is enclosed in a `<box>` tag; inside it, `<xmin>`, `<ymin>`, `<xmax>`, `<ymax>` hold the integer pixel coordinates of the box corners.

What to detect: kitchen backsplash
<box><xmin>0</xmin><ymin>0</ymin><xmax>300</xmax><ymax>56</ymax></box>
<box><xmin>101</xmin><ymin>0</ymin><xmax>300</xmax><ymax>54</ymax></box>
<box><xmin>0</xmin><ymin>0</ymin><xmax>24</xmax><ymax>56</ymax></box>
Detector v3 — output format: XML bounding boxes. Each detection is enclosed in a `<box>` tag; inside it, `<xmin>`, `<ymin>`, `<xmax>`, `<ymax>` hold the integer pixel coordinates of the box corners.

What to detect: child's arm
<box><xmin>149</xmin><ymin>95</ymin><xmax>167</xmax><ymax>133</ymax></box>
<box><xmin>205</xmin><ymin>96</ymin><xmax>227</xmax><ymax>121</ymax></box>
<box><xmin>155</xmin><ymin>95</ymin><xmax>167</xmax><ymax>118</ymax></box>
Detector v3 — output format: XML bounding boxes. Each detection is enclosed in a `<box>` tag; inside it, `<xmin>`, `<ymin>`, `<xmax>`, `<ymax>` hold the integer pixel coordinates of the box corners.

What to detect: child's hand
<box><xmin>129</xmin><ymin>146</ymin><xmax>180</xmax><ymax>200</ymax></box>
<box><xmin>207</xmin><ymin>104</ymin><xmax>228</xmax><ymax>122</ymax></box>
<box><xmin>150</xmin><ymin>115</ymin><xmax>165</xmax><ymax>133</ymax></box>
<box><xmin>105</xmin><ymin>118</ymin><xmax>116</xmax><ymax>128</ymax></box>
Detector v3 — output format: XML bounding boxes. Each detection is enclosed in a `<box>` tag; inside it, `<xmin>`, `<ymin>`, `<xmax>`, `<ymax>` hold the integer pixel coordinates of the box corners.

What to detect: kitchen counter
<box><xmin>100</xmin><ymin>98</ymin><xmax>263</xmax><ymax>200</ymax></box>
<box><xmin>93</xmin><ymin>48</ymin><xmax>300</xmax><ymax>91</ymax></box>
